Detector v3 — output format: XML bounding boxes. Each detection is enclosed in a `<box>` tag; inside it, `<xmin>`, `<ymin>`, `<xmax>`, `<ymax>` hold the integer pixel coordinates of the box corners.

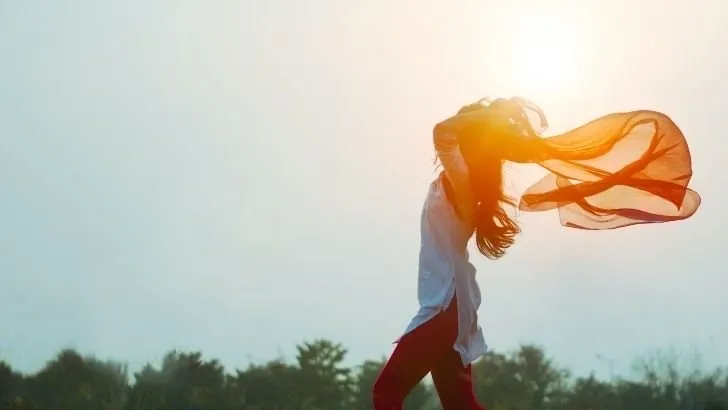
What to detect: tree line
<box><xmin>1</xmin><ymin>339</ymin><xmax>726</xmax><ymax>410</ymax></box>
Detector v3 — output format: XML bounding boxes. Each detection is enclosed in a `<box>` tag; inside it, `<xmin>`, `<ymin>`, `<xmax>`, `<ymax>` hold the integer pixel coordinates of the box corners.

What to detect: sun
<box><xmin>512</xmin><ymin>18</ymin><xmax>580</xmax><ymax>96</ymax></box>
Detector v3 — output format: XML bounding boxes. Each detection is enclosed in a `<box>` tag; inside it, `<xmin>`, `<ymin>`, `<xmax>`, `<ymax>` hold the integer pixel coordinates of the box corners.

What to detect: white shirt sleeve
<box><xmin>433</xmin><ymin>127</ymin><xmax>476</xmax><ymax>223</ymax></box>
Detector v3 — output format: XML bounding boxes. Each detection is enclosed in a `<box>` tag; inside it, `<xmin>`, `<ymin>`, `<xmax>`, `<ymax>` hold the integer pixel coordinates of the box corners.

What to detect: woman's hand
<box><xmin>457</xmin><ymin>99</ymin><xmax>489</xmax><ymax>115</ymax></box>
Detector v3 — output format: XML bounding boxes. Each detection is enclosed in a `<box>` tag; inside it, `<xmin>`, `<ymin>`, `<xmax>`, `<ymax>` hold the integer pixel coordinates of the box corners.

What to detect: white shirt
<box><xmin>399</xmin><ymin>129</ymin><xmax>487</xmax><ymax>367</ymax></box>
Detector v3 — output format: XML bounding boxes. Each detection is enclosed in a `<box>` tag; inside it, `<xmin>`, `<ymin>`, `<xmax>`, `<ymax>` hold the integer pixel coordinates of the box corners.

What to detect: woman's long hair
<box><xmin>442</xmin><ymin>98</ymin><xmax>541</xmax><ymax>259</ymax></box>
<box><xmin>464</xmin><ymin>155</ymin><xmax>519</xmax><ymax>260</ymax></box>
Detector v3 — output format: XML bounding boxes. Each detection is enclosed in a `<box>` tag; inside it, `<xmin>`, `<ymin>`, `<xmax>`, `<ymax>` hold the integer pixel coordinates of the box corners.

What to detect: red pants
<box><xmin>373</xmin><ymin>295</ymin><xmax>485</xmax><ymax>410</ymax></box>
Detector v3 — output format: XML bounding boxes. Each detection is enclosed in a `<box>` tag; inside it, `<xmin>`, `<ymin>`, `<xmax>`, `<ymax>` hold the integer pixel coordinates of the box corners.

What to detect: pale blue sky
<box><xmin>1</xmin><ymin>0</ymin><xmax>726</xmax><ymax>379</ymax></box>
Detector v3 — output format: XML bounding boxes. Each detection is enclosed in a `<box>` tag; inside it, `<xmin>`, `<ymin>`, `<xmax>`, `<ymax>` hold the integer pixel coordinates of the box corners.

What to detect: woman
<box><xmin>372</xmin><ymin>97</ymin><xmax>701</xmax><ymax>410</ymax></box>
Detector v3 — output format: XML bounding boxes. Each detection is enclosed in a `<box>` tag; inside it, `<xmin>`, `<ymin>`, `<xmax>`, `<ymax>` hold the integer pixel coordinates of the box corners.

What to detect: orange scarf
<box><xmin>522</xmin><ymin>109</ymin><xmax>700</xmax><ymax>229</ymax></box>
<box><xmin>453</xmin><ymin>97</ymin><xmax>701</xmax><ymax>229</ymax></box>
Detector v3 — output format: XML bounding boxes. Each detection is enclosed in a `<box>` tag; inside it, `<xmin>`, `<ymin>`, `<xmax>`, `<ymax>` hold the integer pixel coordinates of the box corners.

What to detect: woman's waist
<box><xmin>419</xmin><ymin>242</ymin><xmax>471</xmax><ymax>267</ymax></box>
<box><xmin>418</xmin><ymin>253</ymin><xmax>476</xmax><ymax>280</ymax></box>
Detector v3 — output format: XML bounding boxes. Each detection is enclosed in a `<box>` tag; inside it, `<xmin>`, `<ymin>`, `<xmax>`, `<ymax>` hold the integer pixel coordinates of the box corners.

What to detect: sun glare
<box><xmin>512</xmin><ymin>18</ymin><xmax>580</xmax><ymax>96</ymax></box>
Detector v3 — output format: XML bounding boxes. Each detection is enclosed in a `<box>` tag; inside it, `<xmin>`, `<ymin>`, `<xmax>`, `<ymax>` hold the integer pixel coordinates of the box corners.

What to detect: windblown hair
<box><xmin>441</xmin><ymin>99</ymin><xmax>541</xmax><ymax>260</ymax></box>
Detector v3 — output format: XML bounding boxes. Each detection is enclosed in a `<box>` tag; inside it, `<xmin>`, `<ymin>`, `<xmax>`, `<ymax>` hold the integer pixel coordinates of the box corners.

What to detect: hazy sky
<box><xmin>2</xmin><ymin>0</ymin><xmax>727</xmax><ymax>379</ymax></box>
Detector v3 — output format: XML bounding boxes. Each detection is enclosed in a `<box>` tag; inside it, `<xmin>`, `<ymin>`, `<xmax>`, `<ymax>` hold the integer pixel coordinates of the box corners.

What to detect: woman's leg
<box><xmin>372</xmin><ymin>297</ymin><xmax>459</xmax><ymax>410</ymax></box>
<box><xmin>431</xmin><ymin>348</ymin><xmax>485</xmax><ymax>410</ymax></box>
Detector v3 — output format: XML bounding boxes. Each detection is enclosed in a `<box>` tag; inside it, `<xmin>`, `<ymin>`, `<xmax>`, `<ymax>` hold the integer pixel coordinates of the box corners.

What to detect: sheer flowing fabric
<box><xmin>505</xmin><ymin>99</ymin><xmax>701</xmax><ymax>229</ymax></box>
